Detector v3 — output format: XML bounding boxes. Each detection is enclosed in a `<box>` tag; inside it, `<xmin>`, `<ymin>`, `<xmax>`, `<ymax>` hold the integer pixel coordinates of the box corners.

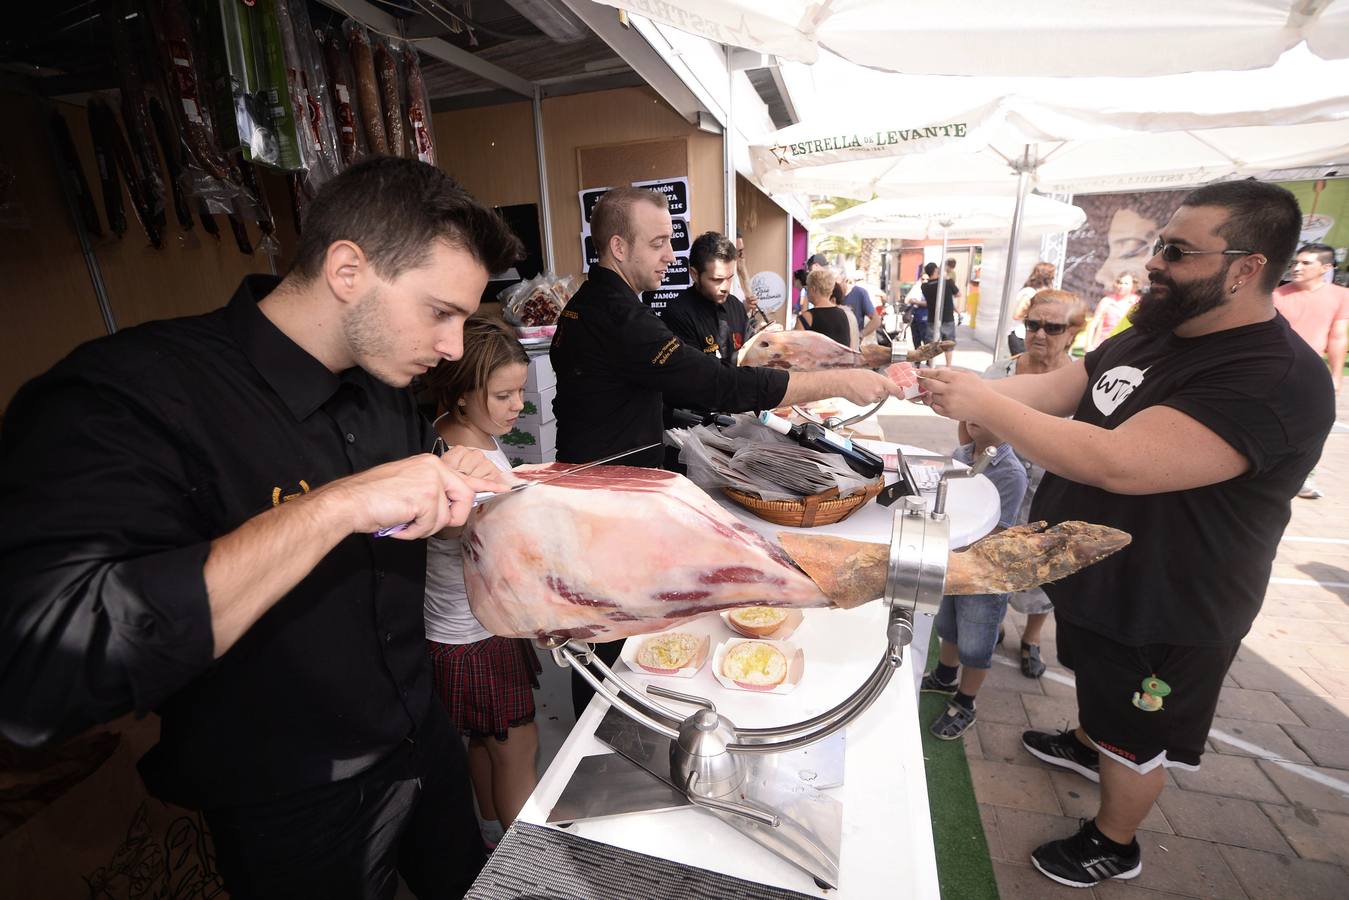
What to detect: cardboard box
<box><xmin>500</xmin><ymin>419</ymin><xmax>556</xmax><ymax>456</ymax></box>
<box><xmin>516</xmin><ymin>386</ymin><xmax>556</xmax><ymax>431</ymax></box>
<box><xmin>525</xmin><ymin>351</ymin><xmax>555</xmax><ymax>392</ymax></box>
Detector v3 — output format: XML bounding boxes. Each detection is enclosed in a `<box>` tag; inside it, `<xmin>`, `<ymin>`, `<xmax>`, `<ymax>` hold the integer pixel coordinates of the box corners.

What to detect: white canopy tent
<box><xmin>590</xmin><ymin>0</ymin><xmax>1349</xmax><ymax>77</ymax></box>
<box><xmin>747</xmin><ymin>45</ymin><xmax>1349</xmax><ymax>358</ymax></box>
<box><xmin>819</xmin><ymin>194</ymin><xmax>1087</xmax><ymax>328</ymax></box>
<box><xmin>819</xmin><ymin>195</ymin><xmax>1087</xmax><ymax>241</ymax></box>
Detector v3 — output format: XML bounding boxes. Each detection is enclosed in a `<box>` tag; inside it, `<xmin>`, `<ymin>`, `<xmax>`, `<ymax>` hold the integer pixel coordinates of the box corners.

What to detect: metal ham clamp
<box><xmin>539</xmin><ymin>489</ymin><xmax>954</xmax><ymax>890</ymax></box>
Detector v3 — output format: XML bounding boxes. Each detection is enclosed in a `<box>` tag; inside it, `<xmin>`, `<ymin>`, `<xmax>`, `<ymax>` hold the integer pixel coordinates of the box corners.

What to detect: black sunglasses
<box><xmin>1152</xmin><ymin>238</ymin><xmax>1262</xmax><ymax>263</ymax></box>
<box><xmin>1025</xmin><ymin>319</ymin><xmax>1068</xmax><ymax>335</ymax></box>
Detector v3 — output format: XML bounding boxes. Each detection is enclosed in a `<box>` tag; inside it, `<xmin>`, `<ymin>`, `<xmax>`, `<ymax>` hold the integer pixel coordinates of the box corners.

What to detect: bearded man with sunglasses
<box><xmin>919</xmin><ymin>181</ymin><xmax>1333</xmax><ymax>889</ymax></box>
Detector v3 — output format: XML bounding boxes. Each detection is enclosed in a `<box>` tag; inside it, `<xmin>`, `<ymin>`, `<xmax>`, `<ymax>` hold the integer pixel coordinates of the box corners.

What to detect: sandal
<box><xmin>930</xmin><ymin>701</ymin><xmax>977</xmax><ymax>740</ymax></box>
<box><xmin>1021</xmin><ymin>643</ymin><xmax>1046</xmax><ymax>679</ymax></box>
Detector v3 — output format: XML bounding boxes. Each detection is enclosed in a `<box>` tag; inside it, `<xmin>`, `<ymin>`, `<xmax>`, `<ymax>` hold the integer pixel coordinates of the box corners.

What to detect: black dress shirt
<box><xmin>659</xmin><ymin>285</ymin><xmax>749</xmax><ymax>367</ymax></box>
<box><xmin>0</xmin><ymin>276</ymin><xmax>442</xmax><ymax>810</ymax></box>
<box><xmin>550</xmin><ymin>266</ymin><xmax>789</xmax><ymax>466</ymax></box>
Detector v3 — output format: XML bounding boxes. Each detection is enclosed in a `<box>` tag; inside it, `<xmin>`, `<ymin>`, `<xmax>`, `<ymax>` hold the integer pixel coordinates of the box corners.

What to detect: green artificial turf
<box><xmin>918</xmin><ymin>628</ymin><xmax>1000</xmax><ymax>899</ymax></box>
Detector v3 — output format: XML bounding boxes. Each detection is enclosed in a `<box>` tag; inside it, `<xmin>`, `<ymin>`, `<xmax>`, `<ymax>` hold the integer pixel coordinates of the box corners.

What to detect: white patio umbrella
<box><xmin>818</xmin><ymin>194</ymin><xmax>1087</xmax><ymax>328</ymax></box>
<box><xmin>589</xmin><ymin>0</ymin><xmax>1349</xmax><ymax>76</ymax></box>
<box><xmin>748</xmin><ymin>45</ymin><xmax>1349</xmax><ymax>359</ymax></box>
<box><xmin>819</xmin><ymin>194</ymin><xmax>1086</xmax><ymax>241</ymax></box>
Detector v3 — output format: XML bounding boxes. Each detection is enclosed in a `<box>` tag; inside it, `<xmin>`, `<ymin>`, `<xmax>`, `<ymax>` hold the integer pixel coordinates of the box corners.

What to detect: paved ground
<box><xmin>880</xmin><ymin>325</ymin><xmax>1349</xmax><ymax>900</ymax></box>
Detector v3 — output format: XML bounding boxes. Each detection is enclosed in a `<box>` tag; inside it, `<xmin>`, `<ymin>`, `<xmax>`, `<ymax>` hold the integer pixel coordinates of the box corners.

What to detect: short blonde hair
<box><xmin>1026</xmin><ymin>289</ymin><xmax>1088</xmax><ymax>334</ymax></box>
<box><xmin>806</xmin><ymin>267</ymin><xmax>837</xmax><ymax>298</ymax></box>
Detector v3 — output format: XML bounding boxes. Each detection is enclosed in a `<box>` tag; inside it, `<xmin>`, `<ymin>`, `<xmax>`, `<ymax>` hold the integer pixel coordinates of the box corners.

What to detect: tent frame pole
<box><xmin>533</xmin><ymin>86</ymin><xmax>556</xmax><ymax>273</ymax></box>
<box><xmin>932</xmin><ymin>223</ymin><xmax>951</xmax><ymax>340</ymax></box>
<box><xmin>724</xmin><ymin>45</ymin><xmax>737</xmax><ymax>237</ymax></box>
<box><xmin>992</xmin><ymin>146</ymin><xmax>1035</xmax><ymax>364</ymax></box>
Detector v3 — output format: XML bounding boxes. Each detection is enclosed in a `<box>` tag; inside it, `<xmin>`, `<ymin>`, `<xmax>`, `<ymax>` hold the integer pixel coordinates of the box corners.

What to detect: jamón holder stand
<box><xmin>540</xmin><ymin>494</ymin><xmax>951</xmax><ymax>889</ymax></box>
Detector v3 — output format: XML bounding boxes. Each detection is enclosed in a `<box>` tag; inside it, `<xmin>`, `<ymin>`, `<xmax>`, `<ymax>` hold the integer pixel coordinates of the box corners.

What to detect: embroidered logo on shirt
<box><xmin>703</xmin><ymin>335</ymin><xmax>720</xmax><ymax>355</ymax></box>
<box><xmin>652</xmin><ymin>337</ymin><xmax>680</xmax><ymax>365</ymax></box>
<box><xmin>271</xmin><ymin>480</ymin><xmax>311</xmax><ymax>506</ymax></box>
<box><xmin>1092</xmin><ymin>365</ymin><xmax>1148</xmax><ymax>416</ymax></box>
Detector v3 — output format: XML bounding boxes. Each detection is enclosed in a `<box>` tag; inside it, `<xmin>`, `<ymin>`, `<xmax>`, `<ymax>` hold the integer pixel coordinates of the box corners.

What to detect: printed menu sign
<box><xmin>632</xmin><ymin>177</ymin><xmax>689</xmax><ymax>217</ymax></box>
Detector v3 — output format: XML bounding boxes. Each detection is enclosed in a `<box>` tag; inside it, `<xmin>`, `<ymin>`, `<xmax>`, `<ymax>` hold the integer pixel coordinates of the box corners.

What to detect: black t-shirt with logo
<box><xmin>1030</xmin><ymin>314</ymin><xmax>1334</xmax><ymax>647</ymax></box>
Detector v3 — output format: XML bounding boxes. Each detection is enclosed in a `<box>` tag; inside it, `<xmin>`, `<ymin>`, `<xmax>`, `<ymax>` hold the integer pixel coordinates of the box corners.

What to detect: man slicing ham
<box><xmin>550</xmin><ymin>187</ymin><xmax>906</xmax><ymax>715</ymax></box>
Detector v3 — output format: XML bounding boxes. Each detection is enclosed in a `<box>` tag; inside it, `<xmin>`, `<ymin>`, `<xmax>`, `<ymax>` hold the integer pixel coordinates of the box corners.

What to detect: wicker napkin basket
<box><xmin>722</xmin><ymin>478</ymin><xmax>884</xmax><ymax>528</ymax></box>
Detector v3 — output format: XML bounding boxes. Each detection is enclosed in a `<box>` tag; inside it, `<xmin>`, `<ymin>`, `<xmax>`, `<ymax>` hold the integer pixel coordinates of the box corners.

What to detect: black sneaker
<box><xmin>920</xmin><ymin>672</ymin><xmax>958</xmax><ymax>695</ymax></box>
<box><xmin>1022</xmin><ymin>729</ymin><xmax>1100</xmax><ymax>783</ymax></box>
<box><xmin>1031</xmin><ymin>820</ymin><xmax>1141</xmax><ymax>887</ymax></box>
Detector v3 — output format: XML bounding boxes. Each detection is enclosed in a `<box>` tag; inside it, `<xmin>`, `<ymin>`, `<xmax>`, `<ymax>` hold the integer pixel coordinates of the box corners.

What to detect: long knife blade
<box><xmin>374</xmin><ymin>441</ymin><xmax>664</xmax><ymax>537</ymax></box>
<box><xmin>471</xmin><ymin>441</ymin><xmax>664</xmax><ymax>506</ymax></box>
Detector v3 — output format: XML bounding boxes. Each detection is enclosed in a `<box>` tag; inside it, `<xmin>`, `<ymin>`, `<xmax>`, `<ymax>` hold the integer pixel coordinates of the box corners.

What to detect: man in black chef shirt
<box><xmin>0</xmin><ymin>158</ymin><xmax>521</xmax><ymax>899</ymax></box>
<box><xmin>920</xmin><ymin>181</ymin><xmax>1334</xmax><ymax>890</ymax></box>
<box><xmin>661</xmin><ymin>231</ymin><xmax>748</xmax><ymax>366</ymax></box>
<box><xmin>553</xmin><ymin>188</ymin><xmax>903</xmax><ymax>714</ymax></box>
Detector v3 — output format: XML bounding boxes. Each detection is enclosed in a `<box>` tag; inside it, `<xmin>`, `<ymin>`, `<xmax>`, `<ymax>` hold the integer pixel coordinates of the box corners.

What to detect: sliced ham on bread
<box><xmin>635</xmin><ymin>632</ymin><xmax>701</xmax><ymax>674</ymax></box>
<box><xmin>727</xmin><ymin>606</ymin><xmax>789</xmax><ymax>638</ymax></box>
<box><xmin>721</xmin><ymin>641</ymin><xmax>788</xmax><ymax>690</ymax></box>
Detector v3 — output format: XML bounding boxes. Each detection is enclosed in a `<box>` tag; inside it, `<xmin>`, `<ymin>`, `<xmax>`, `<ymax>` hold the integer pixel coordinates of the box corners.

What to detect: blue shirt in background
<box><xmin>841</xmin><ymin>285</ymin><xmax>875</xmax><ymax>331</ymax></box>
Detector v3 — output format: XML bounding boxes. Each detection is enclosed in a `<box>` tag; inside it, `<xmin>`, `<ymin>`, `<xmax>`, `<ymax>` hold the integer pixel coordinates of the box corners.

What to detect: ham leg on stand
<box><xmin>463</xmin><ymin>465</ymin><xmax>1130</xmax><ymax>641</ymax></box>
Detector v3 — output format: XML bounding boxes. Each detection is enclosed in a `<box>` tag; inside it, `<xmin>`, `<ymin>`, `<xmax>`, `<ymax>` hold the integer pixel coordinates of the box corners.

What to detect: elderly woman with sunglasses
<box><xmin>973</xmin><ymin>289</ymin><xmax>1087</xmax><ymax>677</ymax></box>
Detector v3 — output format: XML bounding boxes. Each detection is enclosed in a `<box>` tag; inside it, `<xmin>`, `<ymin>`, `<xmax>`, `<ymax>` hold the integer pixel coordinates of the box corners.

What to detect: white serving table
<box><xmin>514</xmin><ymin>442</ymin><xmax>1000</xmax><ymax>898</ymax></box>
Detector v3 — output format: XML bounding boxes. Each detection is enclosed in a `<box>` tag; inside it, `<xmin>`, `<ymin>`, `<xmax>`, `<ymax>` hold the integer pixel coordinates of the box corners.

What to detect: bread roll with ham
<box><xmin>635</xmin><ymin>632</ymin><xmax>700</xmax><ymax>674</ymax></box>
<box><xmin>722</xmin><ymin>641</ymin><xmax>787</xmax><ymax>690</ymax></box>
<box><xmin>727</xmin><ymin>607</ymin><xmax>788</xmax><ymax>638</ymax></box>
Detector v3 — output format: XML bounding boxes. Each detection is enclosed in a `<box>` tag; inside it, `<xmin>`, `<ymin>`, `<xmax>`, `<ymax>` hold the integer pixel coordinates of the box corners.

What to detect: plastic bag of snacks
<box><xmin>500</xmin><ymin>274</ymin><xmax>575</xmax><ymax>328</ymax></box>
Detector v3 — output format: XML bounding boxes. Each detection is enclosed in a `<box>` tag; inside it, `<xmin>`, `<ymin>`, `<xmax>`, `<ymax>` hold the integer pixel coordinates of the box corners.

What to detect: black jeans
<box><xmin>204</xmin><ymin>722</ymin><xmax>484</xmax><ymax>900</ymax></box>
<box><xmin>910</xmin><ymin>319</ymin><xmax>930</xmax><ymax>348</ymax></box>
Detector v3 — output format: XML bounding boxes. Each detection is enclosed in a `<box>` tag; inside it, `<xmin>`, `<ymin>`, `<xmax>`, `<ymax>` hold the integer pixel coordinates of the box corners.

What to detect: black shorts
<box><xmin>1057</xmin><ymin>618</ymin><xmax>1240</xmax><ymax>772</ymax></box>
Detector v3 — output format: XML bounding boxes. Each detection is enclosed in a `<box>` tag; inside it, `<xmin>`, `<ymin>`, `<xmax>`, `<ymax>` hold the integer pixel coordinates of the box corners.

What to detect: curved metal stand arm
<box><xmin>685</xmin><ymin>772</ymin><xmax>780</xmax><ymax>827</ymax></box>
<box><xmin>728</xmin><ymin>657</ymin><xmax>898</xmax><ymax>754</ymax></box>
<box><xmin>559</xmin><ymin>645</ymin><xmax>681</xmax><ymax>741</ymax></box>
<box><xmin>733</xmin><ymin>652</ymin><xmax>895</xmax><ymax>739</ymax></box>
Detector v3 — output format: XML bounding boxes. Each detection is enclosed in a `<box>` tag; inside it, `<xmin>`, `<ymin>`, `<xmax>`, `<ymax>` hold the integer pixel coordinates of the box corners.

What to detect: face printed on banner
<box><xmin>695</xmin><ymin>258</ymin><xmax>736</xmax><ymax>305</ymax></box>
<box><xmin>1132</xmin><ymin>206</ymin><xmax>1237</xmax><ymax>335</ymax></box>
<box><xmin>615</xmin><ymin>201</ymin><xmax>677</xmax><ymax>292</ymax></box>
<box><xmin>343</xmin><ymin>241</ymin><xmax>487</xmax><ymax>387</ymax></box>
<box><xmin>1097</xmin><ymin>208</ymin><xmax>1163</xmax><ymax>294</ymax></box>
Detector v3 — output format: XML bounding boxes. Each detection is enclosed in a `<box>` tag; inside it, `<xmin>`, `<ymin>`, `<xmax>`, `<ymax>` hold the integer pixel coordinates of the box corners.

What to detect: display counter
<box><xmin>503</xmin><ymin>442</ymin><xmax>1000</xmax><ymax>898</ymax></box>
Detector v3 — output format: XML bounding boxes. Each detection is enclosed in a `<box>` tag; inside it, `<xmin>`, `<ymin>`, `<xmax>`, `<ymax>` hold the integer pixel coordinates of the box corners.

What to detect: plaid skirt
<box><xmin>427</xmin><ymin>636</ymin><xmax>542</xmax><ymax>741</ymax></box>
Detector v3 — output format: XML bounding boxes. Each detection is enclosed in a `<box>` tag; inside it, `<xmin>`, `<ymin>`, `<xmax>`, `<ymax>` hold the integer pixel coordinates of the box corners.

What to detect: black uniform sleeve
<box><xmin>614</xmin><ymin>303</ymin><xmax>788</xmax><ymax>411</ymax></box>
<box><xmin>0</xmin><ymin>373</ymin><xmax>215</xmax><ymax>747</ymax></box>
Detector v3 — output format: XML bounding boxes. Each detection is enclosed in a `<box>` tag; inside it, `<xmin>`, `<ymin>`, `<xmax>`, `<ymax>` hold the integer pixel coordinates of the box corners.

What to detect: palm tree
<box><xmin>810</xmin><ymin>196</ymin><xmax>870</xmax><ymax>275</ymax></box>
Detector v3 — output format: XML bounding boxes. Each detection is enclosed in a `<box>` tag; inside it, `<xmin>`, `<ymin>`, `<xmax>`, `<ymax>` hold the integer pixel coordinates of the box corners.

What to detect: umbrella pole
<box><xmin>933</xmin><ymin>223</ymin><xmax>950</xmax><ymax>345</ymax></box>
<box><xmin>993</xmin><ymin>147</ymin><xmax>1034</xmax><ymax>364</ymax></box>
